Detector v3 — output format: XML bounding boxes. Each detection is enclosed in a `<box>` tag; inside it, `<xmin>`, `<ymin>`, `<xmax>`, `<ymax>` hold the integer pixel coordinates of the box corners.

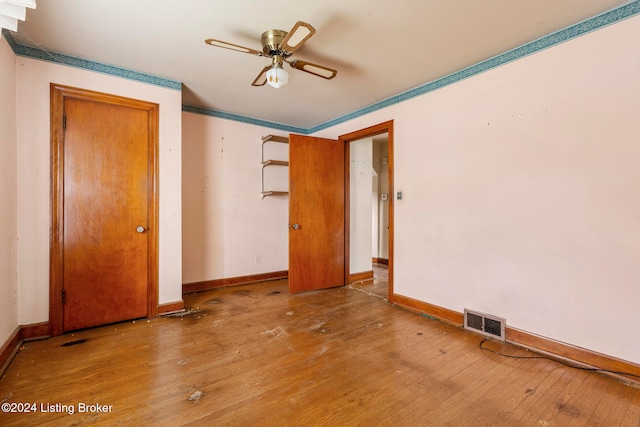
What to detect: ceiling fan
<box><xmin>205</xmin><ymin>21</ymin><xmax>337</xmax><ymax>88</ymax></box>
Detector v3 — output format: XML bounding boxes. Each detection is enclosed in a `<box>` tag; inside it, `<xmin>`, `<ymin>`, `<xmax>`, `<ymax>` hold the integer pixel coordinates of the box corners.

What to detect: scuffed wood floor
<box><xmin>1</xmin><ymin>279</ymin><xmax>638</xmax><ymax>426</ymax></box>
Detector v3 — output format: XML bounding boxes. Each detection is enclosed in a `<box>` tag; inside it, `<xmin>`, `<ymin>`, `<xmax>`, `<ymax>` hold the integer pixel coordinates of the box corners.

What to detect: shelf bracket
<box><xmin>261</xmin><ymin>135</ymin><xmax>289</xmax><ymax>198</ymax></box>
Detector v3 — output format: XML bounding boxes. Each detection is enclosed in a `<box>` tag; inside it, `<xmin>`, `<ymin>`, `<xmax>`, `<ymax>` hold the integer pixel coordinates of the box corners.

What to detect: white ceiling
<box><xmin>10</xmin><ymin>0</ymin><xmax>630</xmax><ymax>129</ymax></box>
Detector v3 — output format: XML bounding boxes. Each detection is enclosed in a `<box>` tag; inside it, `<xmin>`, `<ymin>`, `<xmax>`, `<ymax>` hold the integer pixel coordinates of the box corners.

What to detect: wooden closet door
<box><xmin>50</xmin><ymin>84</ymin><xmax>159</xmax><ymax>334</ymax></box>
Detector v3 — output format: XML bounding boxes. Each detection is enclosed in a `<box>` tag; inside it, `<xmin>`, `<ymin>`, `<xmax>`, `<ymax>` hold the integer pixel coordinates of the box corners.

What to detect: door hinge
<box><xmin>62</xmin><ymin>288</ymin><xmax>66</xmax><ymax>305</ymax></box>
<box><xmin>63</xmin><ymin>115</ymin><xmax>66</xmax><ymax>131</ymax></box>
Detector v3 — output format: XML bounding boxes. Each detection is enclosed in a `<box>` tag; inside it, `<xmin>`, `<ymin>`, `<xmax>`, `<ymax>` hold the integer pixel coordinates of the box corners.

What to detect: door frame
<box><xmin>49</xmin><ymin>83</ymin><xmax>159</xmax><ymax>336</ymax></box>
<box><xmin>340</xmin><ymin>120</ymin><xmax>394</xmax><ymax>302</ymax></box>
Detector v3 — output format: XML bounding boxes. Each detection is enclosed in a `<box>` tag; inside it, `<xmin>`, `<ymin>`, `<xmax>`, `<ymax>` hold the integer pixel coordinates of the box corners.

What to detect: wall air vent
<box><xmin>464</xmin><ymin>309</ymin><xmax>506</xmax><ymax>341</ymax></box>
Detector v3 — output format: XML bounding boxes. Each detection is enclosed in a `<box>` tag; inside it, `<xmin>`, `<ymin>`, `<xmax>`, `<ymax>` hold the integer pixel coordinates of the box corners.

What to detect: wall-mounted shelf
<box><xmin>261</xmin><ymin>191</ymin><xmax>289</xmax><ymax>198</ymax></box>
<box><xmin>261</xmin><ymin>135</ymin><xmax>289</xmax><ymax>198</ymax></box>
<box><xmin>262</xmin><ymin>134</ymin><xmax>289</xmax><ymax>144</ymax></box>
<box><xmin>261</xmin><ymin>159</ymin><xmax>289</xmax><ymax>167</ymax></box>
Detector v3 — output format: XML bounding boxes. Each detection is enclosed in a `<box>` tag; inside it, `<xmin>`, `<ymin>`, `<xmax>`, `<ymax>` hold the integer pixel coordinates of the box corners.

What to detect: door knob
<box><xmin>136</xmin><ymin>226</ymin><xmax>146</xmax><ymax>233</ymax></box>
<box><xmin>292</xmin><ymin>223</ymin><xmax>300</xmax><ymax>230</ymax></box>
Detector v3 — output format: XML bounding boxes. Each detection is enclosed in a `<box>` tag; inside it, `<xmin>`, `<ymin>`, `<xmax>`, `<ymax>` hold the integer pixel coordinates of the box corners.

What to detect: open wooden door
<box><xmin>289</xmin><ymin>134</ymin><xmax>345</xmax><ymax>293</ymax></box>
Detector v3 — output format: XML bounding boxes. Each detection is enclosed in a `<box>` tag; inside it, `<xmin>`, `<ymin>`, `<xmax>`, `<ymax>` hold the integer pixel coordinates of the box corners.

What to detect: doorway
<box><xmin>340</xmin><ymin>121</ymin><xmax>394</xmax><ymax>301</ymax></box>
<box><xmin>49</xmin><ymin>84</ymin><xmax>159</xmax><ymax>335</ymax></box>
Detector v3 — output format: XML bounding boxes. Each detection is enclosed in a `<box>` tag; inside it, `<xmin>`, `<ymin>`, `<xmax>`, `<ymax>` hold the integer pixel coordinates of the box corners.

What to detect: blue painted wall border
<box><xmin>4</xmin><ymin>0</ymin><xmax>639</xmax><ymax>133</ymax></box>
<box><xmin>182</xmin><ymin>104</ymin><xmax>307</xmax><ymax>134</ymax></box>
<box><xmin>3</xmin><ymin>29</ymin><xmax>181</xmax><ymax>90</ymax></box>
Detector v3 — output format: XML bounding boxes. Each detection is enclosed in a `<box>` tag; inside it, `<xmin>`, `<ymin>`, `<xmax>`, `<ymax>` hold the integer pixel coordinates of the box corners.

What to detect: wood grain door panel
<box><xmin>288</xmin><ymin>134</ymin><xmax>345</xmax><ymax>293</ymax></box>
<box><xmin>63</xmin><ymin>99</ymin><xmax>149</xmax><ymax>330</ymax></box>
<box><xmin>50</xmin><ymin>84</ymin><xmax>159</xmax><ymax>334</ymax></box>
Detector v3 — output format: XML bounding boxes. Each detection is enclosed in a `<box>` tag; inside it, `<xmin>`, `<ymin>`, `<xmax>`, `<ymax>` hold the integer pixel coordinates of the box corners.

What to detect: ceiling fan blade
<box><xmin>289</xmin><ymin>60</ymin><xmax>337</xmax><ymax>80</ymax></box>
<box><xmin>205</xmin><ymin>38</ymin><xmax>264</xmax><ymax>56</ymax></box>
<box><xmin>279</xmin><ymin>21</ymin><xmax>316</xmax><ymax>55</ymax></box>
<box><xmin>251</xmin><ymin>66</ymin><xmax>270</xmax><ymax>86</ymax></box>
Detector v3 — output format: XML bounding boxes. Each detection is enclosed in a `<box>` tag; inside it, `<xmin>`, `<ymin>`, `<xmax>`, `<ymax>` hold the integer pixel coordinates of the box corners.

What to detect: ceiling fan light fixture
<box><xmin>204</xmin><ymin>20</ymin><xmax>335</xmax><ymax>88</ymax></box>
<box><xmin>266</xmin><ymin>66</ymin><xmax>288</xmax><ymax>88</ymax></box>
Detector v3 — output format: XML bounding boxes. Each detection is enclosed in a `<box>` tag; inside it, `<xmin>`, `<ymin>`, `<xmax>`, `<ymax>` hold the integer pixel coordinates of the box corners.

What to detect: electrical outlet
<box><xmin>255</xmin><ymin>256</ymin><xmax>261</xmax><ymax>264</ymax></box>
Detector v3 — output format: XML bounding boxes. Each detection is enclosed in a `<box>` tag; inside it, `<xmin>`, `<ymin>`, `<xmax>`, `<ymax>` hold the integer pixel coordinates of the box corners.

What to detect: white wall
<box><xmin>371</xmin><ymin>170</ymin><xmax>379</xmax><ymax>259</ymax></box>
<box><xmin>349</xmin><ymin>137</ymin><xmax>373</xmax><ymax>274</ymax></box>
<box><xmin>314</xmin><ymin>15</ymin><xmax>640</xmax><ymax>365</ymax></box>
<box><xmin>374</xmin><ymin>140</ymin><xmax>390</xmax><ymax>259</ymax></box>
<box><xmin>181</xmin><ymin>112</ymin><xmax>288</xmax><ymax>284</ymax></box>
<box><xmin>0</xmin><ymin>38</ymin><xmax>19</xmax><ymax>345</ymax></box>
<box><xmin>15</xmin><ymin>57</ymin><xmax>183</xmax><ymax>325</ymax></box>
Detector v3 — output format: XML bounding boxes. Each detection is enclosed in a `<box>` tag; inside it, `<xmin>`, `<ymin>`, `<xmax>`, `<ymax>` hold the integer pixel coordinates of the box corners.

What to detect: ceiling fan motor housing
<box><xmin>261</xmin><ymin>29</ymin><xmax>289</xmax><ymax>56</ymax></box>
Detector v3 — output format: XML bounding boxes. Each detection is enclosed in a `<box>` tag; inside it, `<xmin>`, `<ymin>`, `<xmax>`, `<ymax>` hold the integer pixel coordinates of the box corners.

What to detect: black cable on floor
<box><xmin>479</xmin><ymin>337</ymin><xmax>640</xmax><ymax>379</ymax></box>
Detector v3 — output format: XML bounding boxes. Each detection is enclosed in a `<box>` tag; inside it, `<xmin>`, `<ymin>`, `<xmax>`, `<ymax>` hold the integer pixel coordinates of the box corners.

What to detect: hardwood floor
<box><xmin>1</xmin><ymin>279</ymin><xmax>639</xmax><ymax>426</ymax></box>
<box><xmin>350</xmin><ymin>263</ymin><xmax>389</xmax><ymax>300</ymax></box>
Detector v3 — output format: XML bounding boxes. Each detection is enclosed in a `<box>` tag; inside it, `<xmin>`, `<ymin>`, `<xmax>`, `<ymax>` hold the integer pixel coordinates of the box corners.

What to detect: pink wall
<box><xmin>182</xmin><ymin>112</ymin><xmax>288</xmax><ymax>284</ymax></box>
<box><xmin>0</xmin><ymin>37</ymin><xmax>19</xmax><ymax>345</ymax></box>
<box><xmin>15</xmin><ymin>57</ymin><xmax>183</xmax><ymax>325</ymax></box>
<box><xmin>314</xmin><ymin>15</ymin><xmax>640</xmax><ymax>364</ymax></box>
